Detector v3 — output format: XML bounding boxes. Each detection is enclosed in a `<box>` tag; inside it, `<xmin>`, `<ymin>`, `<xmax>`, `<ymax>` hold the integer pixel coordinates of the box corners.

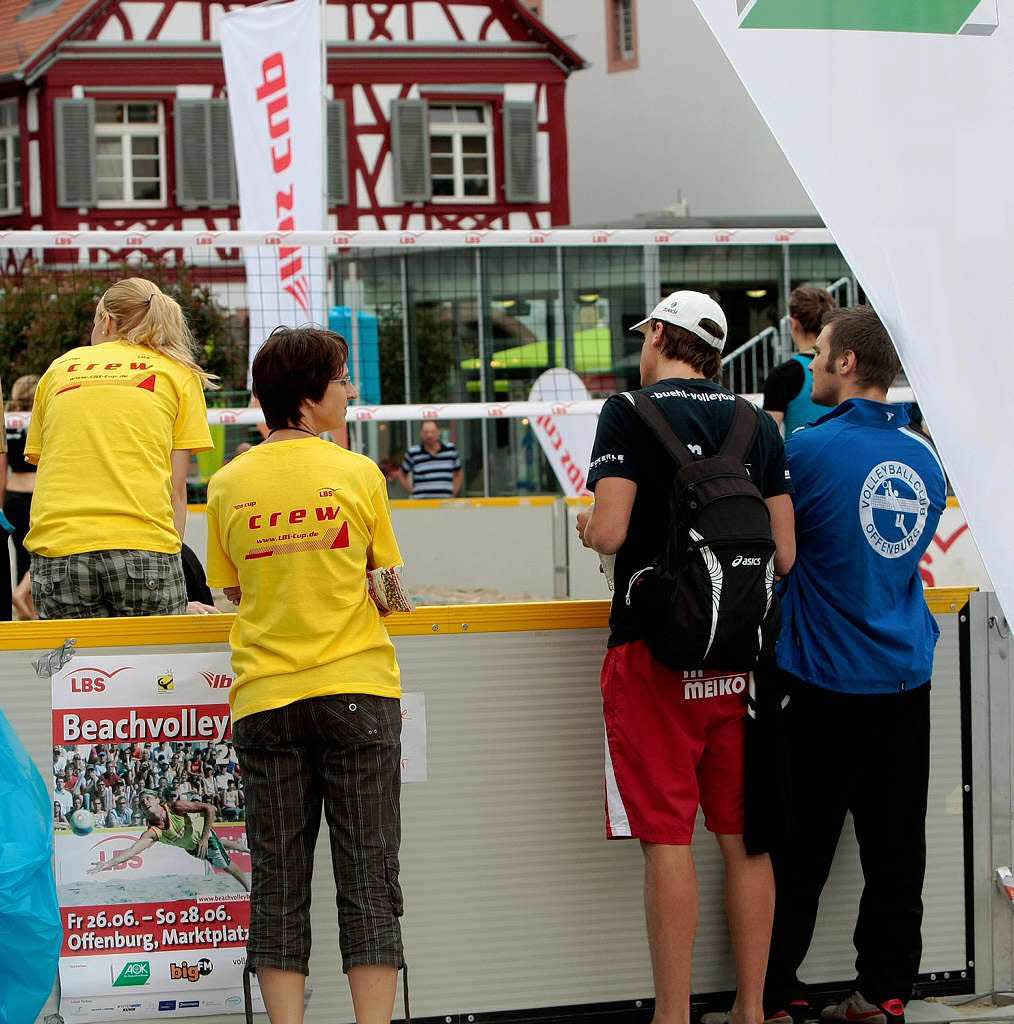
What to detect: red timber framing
<box><xmin>0</xmin><ymin>0</ymin><xmax>585</xmax><ymax>243</ymax></box>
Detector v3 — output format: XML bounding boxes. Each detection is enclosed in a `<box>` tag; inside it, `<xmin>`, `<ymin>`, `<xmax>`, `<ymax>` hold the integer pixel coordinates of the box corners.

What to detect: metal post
<box><xmin>643</xmin><ymin>244</ymin><xmax>661</xmax><ymax>316</ymax></box>
<box><xmin>400</xmin><ymin>254</ymin><xmax>412</xmax><ymax>452</ymax></box>
<box><xmin>557</xmin><ymin>246</ymin><xmax>573</xmax><ymax>368</ymax></box>
<box><xmin>557</xmin><ymin>247</ymin><xmax>574</xmax><ymax>370</ymax></box>
<box><xmin>475</xmin><ymin>249</ymin><xmax>491</xmax><ymax>497</ymax></box>
<box><xmin>781</xmin><ymin>243</ymin><xmax>792</xmax><ymax>318</ymax></box>
<box><xmin>346</xmin><ymin>260</ymin><xmax>363</xmax><ymax>452</ymax></box>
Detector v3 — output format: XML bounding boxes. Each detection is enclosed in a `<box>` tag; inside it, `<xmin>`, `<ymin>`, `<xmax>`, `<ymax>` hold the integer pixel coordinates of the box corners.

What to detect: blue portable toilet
<box><xmin>330</xmin><ymin>307</ymin><xmax>381</xmax><ymax>405</ymax></box>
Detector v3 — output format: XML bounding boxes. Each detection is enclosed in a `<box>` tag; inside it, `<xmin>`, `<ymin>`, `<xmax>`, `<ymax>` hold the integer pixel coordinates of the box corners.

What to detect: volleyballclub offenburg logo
<box><xmin>859</xmin><ymin>461</ymin><xmax>929</xmax><ymax>559</ymax></box>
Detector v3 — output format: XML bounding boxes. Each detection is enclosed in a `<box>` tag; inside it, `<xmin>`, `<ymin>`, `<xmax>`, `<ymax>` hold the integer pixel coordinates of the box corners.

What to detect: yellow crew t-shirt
<box><xmin>205</xmin><ymin>438</ymin><xmax>403</xmax><ymax>722</ymax></box>
<box><xmin>24</xmin><ymin>341</ymin><xmax>213</xmax><ymax>557</ymax></box>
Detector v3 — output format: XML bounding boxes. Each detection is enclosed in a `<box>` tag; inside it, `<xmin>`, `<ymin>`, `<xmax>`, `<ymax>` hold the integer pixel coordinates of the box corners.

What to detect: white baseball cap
<box><xmin>630</xmin><ymin>290</ymin><xmax>728</xmax><ymax>352</ymax></box>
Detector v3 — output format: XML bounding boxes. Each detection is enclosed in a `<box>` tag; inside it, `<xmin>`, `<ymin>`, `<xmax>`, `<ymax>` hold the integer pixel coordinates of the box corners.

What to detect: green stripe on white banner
<box><xmin>739</xmin><ymin>0</ymin><xmax>990</xmax><ymax>34</ymax></box>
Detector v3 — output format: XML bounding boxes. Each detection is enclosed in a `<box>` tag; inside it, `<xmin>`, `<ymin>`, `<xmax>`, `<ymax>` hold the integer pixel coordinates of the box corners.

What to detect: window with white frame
<box><xmin>429</xmin><ymin>105</ymin><xmax>494</xmax><ymax>201</ymax></box>
<box><xmin>0</xmin><ymin>100</ymin><xmax>21</xmax><ymax>214</ymax></box>
<box><xmin>95</xmin><ymin>101</ymin><xmax>166</xmax><ymax>206</ymax></box>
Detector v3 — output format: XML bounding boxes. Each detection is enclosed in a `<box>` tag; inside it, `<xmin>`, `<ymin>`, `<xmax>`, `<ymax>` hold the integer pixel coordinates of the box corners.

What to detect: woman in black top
<box><xmin>5</xmin><ymin>375</ymin><xmax>39</xmax><ymax>587</ymax></box>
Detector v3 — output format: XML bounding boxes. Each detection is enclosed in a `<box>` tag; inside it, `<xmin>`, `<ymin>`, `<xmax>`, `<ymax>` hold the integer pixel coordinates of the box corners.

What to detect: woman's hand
<box><xmin>223</xmin><ymin>587</ymin><xmax>242</xmax><ymax>606</ymax></box>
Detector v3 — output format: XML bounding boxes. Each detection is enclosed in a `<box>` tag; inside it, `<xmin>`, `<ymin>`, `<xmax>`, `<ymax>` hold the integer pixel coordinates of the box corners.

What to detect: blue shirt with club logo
<box><xmin>777</xmin><ymin>399</ymin><xmax>947</xmax><ymax>693</ymax></box>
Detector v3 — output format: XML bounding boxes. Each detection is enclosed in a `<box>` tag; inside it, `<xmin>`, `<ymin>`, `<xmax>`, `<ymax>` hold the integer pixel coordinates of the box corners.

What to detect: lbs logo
<box><xmin>70</xmin><ymin>666</ymin><xmax>130</xmax><ymax>694</ymax></box>
<box><xmin>170</xmin><ymin>958</ymin><xmax>214</xmax><ymax>983</ymax></box>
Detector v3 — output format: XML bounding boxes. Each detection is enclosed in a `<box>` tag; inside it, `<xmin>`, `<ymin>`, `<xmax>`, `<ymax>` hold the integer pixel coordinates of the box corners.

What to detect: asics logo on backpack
<box><xmin>732</xmin><ymin>555</ymin><xmax>763</xmax><ymax>567</ymax></box>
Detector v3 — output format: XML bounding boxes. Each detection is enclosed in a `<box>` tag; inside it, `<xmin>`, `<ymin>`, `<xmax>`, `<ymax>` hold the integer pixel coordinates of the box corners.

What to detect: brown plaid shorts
<box><xmin>31</xmin><ymin>549</ymin><xmax>187</xmax><ymax>619</ymax></box>
<box><xmin>232</xmin><ymin>693</ymin><xmax>404</xmax><ymax>975</ymax></box>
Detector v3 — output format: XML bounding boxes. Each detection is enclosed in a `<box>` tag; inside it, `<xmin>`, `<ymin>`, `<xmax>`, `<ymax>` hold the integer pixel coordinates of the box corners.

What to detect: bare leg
<box><xmin>224</xmin><ymin>861</ymin><xmax>250</xmax><ymax>892</ymax></box>
<box><xmin>642</xmin><ymin>841</ymin><xmax>697</xmax><ymax>1024</ymax></box>
<box><xmin>348</xmin><ymin>965</ymin><xmax>398</xmax><ymax>1024</ymax></box>
<box><xmin>221</xmin><ymin>837</ymin><xmax>250</xmax><ymax>853</ymax></box>
<box><xmin>717</xmin><ymin>834</ymin><xmax>775</xmax><ymax>1024</ymax></box>
<box><xmin>258</xmin><ymin>967</ymin><xmax>305</xmax><ymax>1024</ymax></box>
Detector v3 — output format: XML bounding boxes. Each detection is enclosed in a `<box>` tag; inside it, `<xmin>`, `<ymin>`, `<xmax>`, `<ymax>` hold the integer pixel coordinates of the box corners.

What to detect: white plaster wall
<box><xmin>541</xmin><ymin>0</ymin><xmax>816</xmax><ymax>222</ymax></box>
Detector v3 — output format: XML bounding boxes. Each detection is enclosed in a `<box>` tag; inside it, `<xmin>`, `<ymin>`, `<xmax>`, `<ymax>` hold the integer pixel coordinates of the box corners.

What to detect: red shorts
<box><xmin>602</xmin><ymin>639</ymin><xmax>748</xmax><ymax>845</ymax></box>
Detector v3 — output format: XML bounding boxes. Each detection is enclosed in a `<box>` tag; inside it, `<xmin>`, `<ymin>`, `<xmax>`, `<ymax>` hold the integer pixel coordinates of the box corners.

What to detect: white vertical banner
<box><xmin>528</xmin><ymin>368</ymin><xmax>596</xmax><ymax>496</ymax></box>
<box><xmin>690</xmin><ymin>0</ymin><xmax>1014</xmax><ymax>616</ymax></box>
<box><xmin>220</xmin><ymin>0</ymin><xmax>327</xmax><ymax>380</ymax></box>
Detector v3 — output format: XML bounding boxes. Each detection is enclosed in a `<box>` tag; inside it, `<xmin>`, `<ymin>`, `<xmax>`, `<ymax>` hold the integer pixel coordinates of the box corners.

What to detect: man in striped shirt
<box><xmin>397</xmin><ymin>421</ymin><xmax>463</xmax><ymax>499</ymax></box>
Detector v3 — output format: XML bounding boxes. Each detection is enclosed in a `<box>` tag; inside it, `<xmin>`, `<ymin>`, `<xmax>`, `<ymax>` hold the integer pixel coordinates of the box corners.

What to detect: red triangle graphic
<box><xmin>330</xmin><ymin>522</ymin><xmax>350</xmax><ymax>549</ymax></box>
<box><xmin>136</xmin><ymin>374</ymin><xmax>156</xmax><ymax>392</ymax></box>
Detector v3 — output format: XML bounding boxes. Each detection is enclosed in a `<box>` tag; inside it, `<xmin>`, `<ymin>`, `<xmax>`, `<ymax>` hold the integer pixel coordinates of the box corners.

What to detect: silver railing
<box><xmin>722</xmin><ymin>275</ymin><xmax>859</xmax><ymax>395</ymax></box>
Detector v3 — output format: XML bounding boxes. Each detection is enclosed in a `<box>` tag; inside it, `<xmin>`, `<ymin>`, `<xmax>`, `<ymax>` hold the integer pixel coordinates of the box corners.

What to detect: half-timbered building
<box><xmin>0</xmin><ymin>0</ymin><xmax>585</xmax><ymax>236</ymax></box>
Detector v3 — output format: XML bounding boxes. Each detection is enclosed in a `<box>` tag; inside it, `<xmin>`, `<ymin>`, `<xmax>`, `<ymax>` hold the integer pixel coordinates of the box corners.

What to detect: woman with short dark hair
<box><xmin>206</xmin><ymin>326</ymin><xmax>408</xmax><ymax>1024</ymax></box>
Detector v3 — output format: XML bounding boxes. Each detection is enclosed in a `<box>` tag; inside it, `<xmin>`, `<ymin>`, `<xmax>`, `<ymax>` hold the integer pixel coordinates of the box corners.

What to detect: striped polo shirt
<box><xmin>402</xmin><ymin>441</ymin><xmax>462</xmax><ymax>498</ymax></box>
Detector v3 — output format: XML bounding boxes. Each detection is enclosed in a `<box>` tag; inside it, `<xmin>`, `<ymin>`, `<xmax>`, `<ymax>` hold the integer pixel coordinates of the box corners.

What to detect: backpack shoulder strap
<box><xmin>628</xmin><ymin>391</ymin><xmax>696</xmax><ymax>470</ymax></box>
<box><xmin>719</xmin><ymin>396</ymin><xmax>761</xmax><ymax>462</ymax></box>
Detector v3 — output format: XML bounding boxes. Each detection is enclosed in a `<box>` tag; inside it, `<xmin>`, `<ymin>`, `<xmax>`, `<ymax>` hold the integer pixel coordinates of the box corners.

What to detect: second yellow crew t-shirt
<box><xmin>25</xmin><ymin>341</ymin><xmax>213</xmax><ymax>557</ymax></box>
<box><xmin>205</xmin><ymin>438</ymin><xmax>403</xmax><ymax>722</ymax></box>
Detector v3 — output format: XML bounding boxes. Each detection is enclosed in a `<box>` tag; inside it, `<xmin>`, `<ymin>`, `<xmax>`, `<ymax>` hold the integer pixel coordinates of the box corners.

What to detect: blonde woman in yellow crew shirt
<box><xmin>205</xmin><ymin>327</ymin><xmax>406</xmax><ymax>1024</ymax></box>
<box><xmin>24</xmin><ymin>278</ymin><xmax>214</xmax><ymax>618</ymax></box>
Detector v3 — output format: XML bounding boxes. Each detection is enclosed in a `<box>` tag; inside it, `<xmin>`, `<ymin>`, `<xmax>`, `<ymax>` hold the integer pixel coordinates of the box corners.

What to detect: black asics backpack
<box><xmin>624</xmin><ymin>391</ymin><xmax>779</xmax><ymax>671</ymax></box>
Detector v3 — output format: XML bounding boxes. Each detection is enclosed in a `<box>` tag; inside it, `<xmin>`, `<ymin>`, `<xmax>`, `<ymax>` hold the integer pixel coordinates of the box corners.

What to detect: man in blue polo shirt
<box><xmin>764</xmin><ymin>306</ymin><xmax>946</xmax><ymax>1024</ymax></box>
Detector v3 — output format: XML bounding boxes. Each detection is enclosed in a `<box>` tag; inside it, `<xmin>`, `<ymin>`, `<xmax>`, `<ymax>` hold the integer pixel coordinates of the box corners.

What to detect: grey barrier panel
<box><xmin>6</xmin><ymin>606</ymin><xmax>969</xmax><ymax>1023</ymax></box>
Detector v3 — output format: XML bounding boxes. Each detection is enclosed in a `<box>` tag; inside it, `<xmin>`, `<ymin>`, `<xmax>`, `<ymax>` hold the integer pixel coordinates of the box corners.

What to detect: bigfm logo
<box><xmin>70</xmin><ymin>666</ymin><xmax>130</xmax><ymax>694</ymax></box>
<box><xmin>859</xmin><ymin>461</ymin><xmax>929</xmax><ymax>560</ymax></box>
<box><xmin>170</xmin><ymin>959</ymin><xmax>214</xmax><ymax>983</ymax></box>
<box><xmin>156</xmin><ymin>670</ymin><xmax>174</xmax><ymax>693</ymax></box>
<box><xmin>201</xmin><ymin>671</ymin><xmax>234</xmax><ymax>690</ymax></box>
<box><xmin>736</xmin><ymin>0</ymin><xmax>997</xmax><ymax>35</ymax></box>
<box><xmin>112</xmin><ymin>961</ymin><xmax>151</xmax><ymax>987</ymax></box>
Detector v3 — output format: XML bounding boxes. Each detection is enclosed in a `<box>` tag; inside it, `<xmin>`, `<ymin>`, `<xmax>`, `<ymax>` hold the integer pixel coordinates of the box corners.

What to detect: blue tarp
<box><xmin>0</xmin><ymin>710</ymin><xmax>61</xmax><ymax>1022</ymax></box>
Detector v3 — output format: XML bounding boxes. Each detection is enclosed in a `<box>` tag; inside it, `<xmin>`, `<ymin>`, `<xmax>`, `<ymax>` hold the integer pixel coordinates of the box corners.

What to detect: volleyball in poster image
<box><xmin>69</xmin><ymin>809</ymin><xmax>94</xmax><ymax>836</ymax></box>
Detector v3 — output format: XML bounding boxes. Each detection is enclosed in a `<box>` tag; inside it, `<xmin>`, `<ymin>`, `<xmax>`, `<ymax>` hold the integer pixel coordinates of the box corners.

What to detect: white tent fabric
<box><xmin>691</xmin><ymin>0</ymin><xmax>1011</xmax><ymax>616</ymax></box>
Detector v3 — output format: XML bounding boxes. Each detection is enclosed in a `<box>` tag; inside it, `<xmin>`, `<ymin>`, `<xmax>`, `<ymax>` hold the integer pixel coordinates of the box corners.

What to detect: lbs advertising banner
<box><xmin>690</xmin><ymin>0</ymin><xmax>1014</xmax><ymax>616</ymax></box>
<box><xmin>52</xmin><ymin>653</ymin><xmax>428</xmax><ymax>1020</ymax></box>
<box><xmin>220</xmin><ymin>0</ymin><xmax>327</xmax><ymax>381</ymax></box>
<box><xmin>53</xmin><ymin>653</ymin><xmax>263</xmax><ymax>1021</ymax></box>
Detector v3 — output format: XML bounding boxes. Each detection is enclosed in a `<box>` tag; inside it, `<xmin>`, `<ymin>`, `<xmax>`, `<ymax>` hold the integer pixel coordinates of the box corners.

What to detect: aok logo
<box><xmin>112</xmin><ymin>961</ymin><xmax>151</xmax><ymax>987</ymax></box>
<box><xmin>170</xmin><ymin>959</ymin><xmax>213</xmax><ymax>983</ymax></box>
<box><xmin>201</xmin><ymin>671</ymin><xmax>233</xmax><ymax>690</ymax></box>
<box><xmin>70</xmin><ymin>666</ymin><xmax>130</xmax><ymax>694</ymax></box>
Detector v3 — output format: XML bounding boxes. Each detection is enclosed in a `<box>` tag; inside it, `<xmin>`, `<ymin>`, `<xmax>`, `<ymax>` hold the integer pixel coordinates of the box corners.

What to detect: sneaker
<box><xmin>878</xmin><ymin>999</ymin><xmax>905</xmax><ymax>1024</ymax></box>
<box><xmin>788</xmin><ymin>999</ymin><xmax>813</xmax><ymax>1024</ymax></box>
<box><xmin>701</xmin><ymin>1012</ymin><xmax>794</xmax><ymax>1024</ymax></box>
<box><xmin>820</xmin><ymin>993</ymin><xmax>887</xmax><ymax>1024</ymax></box>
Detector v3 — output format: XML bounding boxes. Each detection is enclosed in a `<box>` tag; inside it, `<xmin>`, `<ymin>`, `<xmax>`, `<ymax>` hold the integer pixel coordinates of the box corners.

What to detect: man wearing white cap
<box><xmin>578</xmin><ymin>291</ymin><xmax>796</xmax><ymax>1024</ymax></box>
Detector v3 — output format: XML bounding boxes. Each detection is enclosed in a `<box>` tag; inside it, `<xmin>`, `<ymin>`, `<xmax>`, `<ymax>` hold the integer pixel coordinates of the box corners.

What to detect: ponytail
<box><xmin>95</xmin><ymin>278</ymin><xmax>220</xmax><ymax>389</ymax></box>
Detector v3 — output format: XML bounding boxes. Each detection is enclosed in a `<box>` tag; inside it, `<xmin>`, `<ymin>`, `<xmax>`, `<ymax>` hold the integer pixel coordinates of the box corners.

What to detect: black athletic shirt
<box><xmin>5</xmin><ymin>429</ymin><xmax>36</xmax><ymax>474</ymax></box>
<box><xmin>762</xmin><ymin>355</ymin><xmax>809</xmax><ymax>413</ymax></box>
<box><xmin>587</xmin><ymin>378</ymin><xmax>792</xmax><ymax>647</ymax></box>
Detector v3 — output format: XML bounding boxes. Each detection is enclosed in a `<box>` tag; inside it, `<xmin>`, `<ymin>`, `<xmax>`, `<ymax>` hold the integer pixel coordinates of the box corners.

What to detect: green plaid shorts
<box><xmin>31</xmin><ymin>549</ymin><xmax>188</xmax><ymax>619</ymax></box>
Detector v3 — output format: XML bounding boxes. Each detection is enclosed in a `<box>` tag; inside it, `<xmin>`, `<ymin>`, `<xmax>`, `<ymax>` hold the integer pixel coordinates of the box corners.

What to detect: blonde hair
<box><xmin>95</xmin><ymin>278</ymin><xmax>219</xmax><ymax>389</ymax></box>
<box><xmin>7</xmin><ymin>374</ymin><xmax>40</xmax><ymax>412</ymax></box>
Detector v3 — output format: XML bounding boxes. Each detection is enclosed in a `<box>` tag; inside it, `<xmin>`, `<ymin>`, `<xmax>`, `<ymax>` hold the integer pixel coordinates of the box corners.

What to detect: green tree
<box><xmin>0</xmin><ymin>263</ymin><xmax>246</xmax><ymax>388</ymax></box>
